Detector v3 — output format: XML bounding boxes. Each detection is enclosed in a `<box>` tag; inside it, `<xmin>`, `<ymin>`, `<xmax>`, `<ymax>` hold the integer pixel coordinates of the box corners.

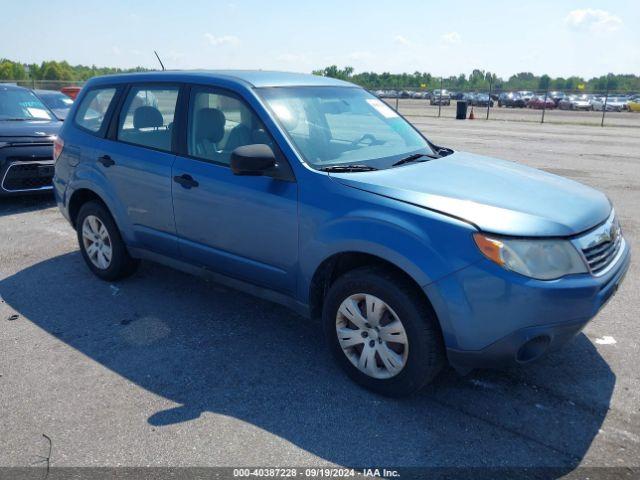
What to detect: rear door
<box><xmin>96</xmin><ymin>83</ymin><xmax>181</xmax><ymax>256</ymax></box>
<box><xmin>171</xmin><ymin>85</ymin><xmax>298</xmax><ymax>294</ymax></box>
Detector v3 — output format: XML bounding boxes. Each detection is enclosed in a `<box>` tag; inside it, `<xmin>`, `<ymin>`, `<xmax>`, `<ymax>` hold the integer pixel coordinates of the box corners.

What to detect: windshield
<box><xmin>258</xmin><ymin>86</ymin><xmax>433</xmax><ymax>169</ymax></box>
<box><xmin>38</xmin><ymin>92</ymin><xmax>73</xmax><ymax>110</ymax></box>
<box><xmin>0</xmin><ymin>88</ymin><xmax>53</xmax><ymax>120</ymax></box>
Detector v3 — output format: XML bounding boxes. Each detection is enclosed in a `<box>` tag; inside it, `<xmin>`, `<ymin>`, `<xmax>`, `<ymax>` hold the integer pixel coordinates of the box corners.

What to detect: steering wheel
<box><xmin>350</xmin><ymin>133</ymin><xmax>384</xmax><ymax>147</ymax></box>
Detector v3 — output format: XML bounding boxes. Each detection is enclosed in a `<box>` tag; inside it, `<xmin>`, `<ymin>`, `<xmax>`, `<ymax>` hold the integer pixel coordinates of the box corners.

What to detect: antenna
<box><xmin>154</xmin><ymin>51</ymin><xmax>166</xmax><ymax>71</ymax></box>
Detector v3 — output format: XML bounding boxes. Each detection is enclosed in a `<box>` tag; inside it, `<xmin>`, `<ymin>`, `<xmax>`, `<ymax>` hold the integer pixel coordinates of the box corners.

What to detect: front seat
<box><xmin>223</xmin><ymin>104</ymin><xmax>253</xmax><ymax>153</ymax></box>
<box><xmin>193</xmin><ymin>108</ymin><xmax>226</xmax><ymax>161</ymax></box>
<box><xmin>133</xmin><ymin>106</ymin><xmax>163</xmax><ymax>130</ymax></box>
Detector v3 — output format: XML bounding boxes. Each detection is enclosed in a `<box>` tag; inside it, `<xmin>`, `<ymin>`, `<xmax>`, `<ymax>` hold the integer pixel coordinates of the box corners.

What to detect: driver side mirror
<box><xmin>230</xmin><ymin>144</ymin><xmax>277</xmax><ymax>176</ymax></box>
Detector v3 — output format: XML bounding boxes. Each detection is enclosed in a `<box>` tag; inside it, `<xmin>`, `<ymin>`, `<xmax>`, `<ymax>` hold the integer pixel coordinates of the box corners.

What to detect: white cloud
<box><xmin>441</xmin><ymin>31</ymin><xmax>461</xmax><ymax>44</ymax></box>
<box><xmin>565</xmin><ymin>9</ymin><xmax>622</xmax><ymax>33</ymax></box>
<box><xmin>393</xmin><ymin>35</ymin><xmax>412</xmax><ymax>47</ymax></box>
<box><xmin>204</xmin><ymin>33</ymin><xmax>240</xmax><ymax>46</ymax></box>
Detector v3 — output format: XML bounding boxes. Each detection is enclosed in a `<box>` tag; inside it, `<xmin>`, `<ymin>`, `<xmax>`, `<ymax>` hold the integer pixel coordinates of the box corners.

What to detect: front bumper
<box><xmin>425</xmin><ymin>237</ymin><xmax>630</xmax><ymax>371</ymax></box>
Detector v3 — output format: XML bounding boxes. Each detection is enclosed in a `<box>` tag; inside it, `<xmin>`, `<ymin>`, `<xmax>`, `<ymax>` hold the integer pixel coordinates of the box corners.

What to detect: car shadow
<box><xmin>0</xmin><ymin>252</ymin><xmax>615</xmax><ymax>473</ymax></box>
<box><xmin>0</xmin><ymin>194</ymin><xmax>55</xmax><ymax>217</ymax></box>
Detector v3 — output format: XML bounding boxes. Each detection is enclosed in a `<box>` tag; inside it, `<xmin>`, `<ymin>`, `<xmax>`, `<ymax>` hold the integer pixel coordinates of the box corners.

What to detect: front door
<box><xmin>171</xmin><ymin>86</ymin><xmax>298</xmax><ymax>294</ymax></box>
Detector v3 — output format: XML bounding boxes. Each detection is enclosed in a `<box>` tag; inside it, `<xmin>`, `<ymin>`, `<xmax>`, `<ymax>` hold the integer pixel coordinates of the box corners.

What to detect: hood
<box><xmin>330</xmin><ymin>152</ymin><xmax>611</xmax><ymax>237</ymax></box>
<box><xmin>0</xmin><ymin>120</ymin><xmax>61</xmax><ymax>139</ymax></box>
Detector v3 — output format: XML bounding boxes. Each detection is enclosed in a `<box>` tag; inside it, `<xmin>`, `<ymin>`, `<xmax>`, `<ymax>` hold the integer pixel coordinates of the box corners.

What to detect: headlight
<box><xmin>473</xmin><ymin>233</ymin><xmax>588</xmax><ymax>280</ymax></box>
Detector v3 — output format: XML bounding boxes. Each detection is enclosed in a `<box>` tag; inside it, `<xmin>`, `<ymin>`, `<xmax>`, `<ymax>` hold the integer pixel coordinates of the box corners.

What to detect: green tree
<box><xmin>539</xmin><ymin>74</ymin><xmax>551</xmax><ymax>91</ymax></box>
<box><xmin>0</xmin><ymin>59</ymin><xmax>27</xmax><ymax>80</ymax></box>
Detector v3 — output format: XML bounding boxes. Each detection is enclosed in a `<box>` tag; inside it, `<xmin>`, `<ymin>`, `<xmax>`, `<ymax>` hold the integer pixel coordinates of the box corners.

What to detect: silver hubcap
<box><xmin>82</xmin><ymin>215</ymin><xmax>112</xmax><ymax>270</ymax></box>
<box><xmin>336</xmin><ymin>293</ymin><xmax>409</xmax><ymax>379</ymax></box>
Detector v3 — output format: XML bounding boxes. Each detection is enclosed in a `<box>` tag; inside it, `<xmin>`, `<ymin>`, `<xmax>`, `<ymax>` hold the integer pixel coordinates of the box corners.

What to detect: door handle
<box><xmin>98</xmin><ymin>155</ymin><xmax>115</xmax><ymax>167</ymax></box>
<box><xmin>173</xmin><ymin>174</ymin><xmax>199</xmax><ymax>189</ymax></box>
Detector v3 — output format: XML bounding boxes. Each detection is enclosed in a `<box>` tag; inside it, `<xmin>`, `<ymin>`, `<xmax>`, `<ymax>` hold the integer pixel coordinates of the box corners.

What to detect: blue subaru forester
<box><xmin>53</xmin><ymin>71</ymin><xmax>630</xmax><ymax>396</ymax></box>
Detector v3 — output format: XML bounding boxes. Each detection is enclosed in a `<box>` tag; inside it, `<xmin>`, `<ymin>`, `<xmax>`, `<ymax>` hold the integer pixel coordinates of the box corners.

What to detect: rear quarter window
<box><xmin>74</xmin><ymin>88</ymin><xmax>117</xmax><ymax>133</ymax></box>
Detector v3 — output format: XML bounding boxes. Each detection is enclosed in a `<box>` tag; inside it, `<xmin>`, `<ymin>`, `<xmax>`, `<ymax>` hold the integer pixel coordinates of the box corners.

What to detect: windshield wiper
<box><xmin>320</xmin><ymin>164</ymin><xmax>379</xmax><ymax>172</ymax></box>
<box><xmin>392</xmin><ymin>153</ymin><xmax>439</xmax><ymax>167</ymax></box>
<box><xmin>432</xmin><ymin>145</ymin><xmax>454</xmax><ymax>157</ymax></box>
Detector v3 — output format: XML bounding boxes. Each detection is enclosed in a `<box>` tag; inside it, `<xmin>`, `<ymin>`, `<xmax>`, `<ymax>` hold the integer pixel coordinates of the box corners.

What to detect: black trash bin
<box><xmin>456</xmin><ymin>101</ymin><xmax>468</xmax><ymax>120</ymax></box>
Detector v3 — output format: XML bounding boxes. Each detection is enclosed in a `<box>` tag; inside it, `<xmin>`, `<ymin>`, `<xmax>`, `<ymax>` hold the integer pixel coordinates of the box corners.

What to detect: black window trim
<box><xmin>106</xmin><ymin>81</ymin><xmax>184</xmax><ymax>155</ymax></box>
<box><xmin>176</xmin><ymin>83</ymin><xmax>296</xmax><ymax>182</ymax></box>
<box><xmin>73</xmin><ymin>84</ymin><xmax>124</xmax><ymax>138</ymax></box>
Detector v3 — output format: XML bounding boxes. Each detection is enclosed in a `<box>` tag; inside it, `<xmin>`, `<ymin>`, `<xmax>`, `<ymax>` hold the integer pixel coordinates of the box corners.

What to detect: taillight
<box><xmin>53</xmin><ymin>136</ymin><xmax>64</xmax><ymax>162</ymax></box>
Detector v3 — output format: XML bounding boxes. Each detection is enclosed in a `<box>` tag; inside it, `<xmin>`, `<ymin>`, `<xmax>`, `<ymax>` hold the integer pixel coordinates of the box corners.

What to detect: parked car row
<box><xmin>375</xmin><ymin>88</ymin><xmax>640</xmax><ymax>113</ymax></box>
<box><xmin>498</xmin><ymin>91</ymin><xmax>640</xmax><ymax>111</ymax></box>
<box><xmin>375</xmin><ymin>89</ymin><xmax>437</xmax><ymax>100</ymax></box>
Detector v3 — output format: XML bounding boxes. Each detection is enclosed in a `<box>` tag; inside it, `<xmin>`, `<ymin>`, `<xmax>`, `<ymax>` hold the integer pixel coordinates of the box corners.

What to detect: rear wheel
<box><xmin>323</xmin><ymin>267</ymin><xmax>445</xmax><ymax>397</ymax></box>
<box><xmin>76</xmin><ymin>201</ymin><xmax>139</xmax><ymax>281</ymax></box>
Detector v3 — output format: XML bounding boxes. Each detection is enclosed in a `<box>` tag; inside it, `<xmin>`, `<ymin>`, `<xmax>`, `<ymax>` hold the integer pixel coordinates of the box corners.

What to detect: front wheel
<box><xmin>76</xmin><ymin>201</ymin><xmax>139</xmax><ymax>281</ymax></box>
<box><xmin>323</xmin><ymin>267</ymin><xmax>445</xmax><ymax>397</ymax></box>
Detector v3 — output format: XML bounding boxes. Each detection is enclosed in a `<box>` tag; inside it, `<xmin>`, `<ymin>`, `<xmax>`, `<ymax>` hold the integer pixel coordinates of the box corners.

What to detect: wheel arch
<box><xmin>308</xmin><ymin>251</ymin><xmax>440</xmax><ymax>327</ymax></box>
<box><xmin>68</xmin><ymin>188</ymin><xmax>110</xmax><ymax>228</ymax></box>
<box><xmin>64</xmin><ymin>176</ymin><xmax>133</xmax><ymax>243</ymax></box>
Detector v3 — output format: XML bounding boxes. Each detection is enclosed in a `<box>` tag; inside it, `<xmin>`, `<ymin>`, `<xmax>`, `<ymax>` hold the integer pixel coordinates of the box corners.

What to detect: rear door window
<box><xmin>117</xmin><ymin>85</ymin><xmax>179</xmax><ymax>152</ymax></box>
<box><xmin>74</xmin><ymin>88</ymin><xmax>117</xmax><ymax>133</ymax></box>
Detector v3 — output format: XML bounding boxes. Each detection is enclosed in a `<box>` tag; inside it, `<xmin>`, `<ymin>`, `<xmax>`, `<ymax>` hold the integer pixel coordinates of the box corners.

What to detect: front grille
<box><xmin>2</xmin><ymin>159</ymin><xmax>54</xmax><ymax>192</ymax></box>
<box><xmin>582</xmin><ymin>234</ymin><xmax>622</xmax><ymax>274</ymax></box>
<box><xmin>575</xmin><ymin>211</ymin><xmax>624</xmax><ymax>275</ymax></box>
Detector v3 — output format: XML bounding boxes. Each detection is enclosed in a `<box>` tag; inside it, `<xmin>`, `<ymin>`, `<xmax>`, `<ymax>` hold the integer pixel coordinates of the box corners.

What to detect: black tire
<box><xmin>322</xmin><ymin>266</ymin><xmax>445</xmax><ymax>397</ymax></box>
<box><xmin>76</xmin><ymin>201</ymin><xmax>139</xmax><ymax>281</ymax></box>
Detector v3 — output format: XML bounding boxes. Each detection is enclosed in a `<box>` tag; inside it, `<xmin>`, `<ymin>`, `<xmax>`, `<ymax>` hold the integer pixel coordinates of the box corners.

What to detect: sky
<box><xmin>2</xmin><ymin>0</ymin><xmax>639</xmax><ymax>79</ymax></box>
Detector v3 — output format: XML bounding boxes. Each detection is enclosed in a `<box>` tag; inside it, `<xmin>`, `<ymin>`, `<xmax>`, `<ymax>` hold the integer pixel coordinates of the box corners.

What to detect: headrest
<box><xmin>195</xmin><ymin>108</ymin><xmax>226</xmax><ymax>143</ymax></box>
<box><xmin>133</xmin><ymin>106</ymin><xmax>163</xmax><ymax>129</ymax></box>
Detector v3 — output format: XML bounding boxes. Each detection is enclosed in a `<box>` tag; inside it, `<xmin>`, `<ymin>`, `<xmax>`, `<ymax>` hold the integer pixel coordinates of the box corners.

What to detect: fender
<box><xmin>297</xmin><ymin>185</ymin><xmax>483</xmax><ymax>305</ymax></box>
